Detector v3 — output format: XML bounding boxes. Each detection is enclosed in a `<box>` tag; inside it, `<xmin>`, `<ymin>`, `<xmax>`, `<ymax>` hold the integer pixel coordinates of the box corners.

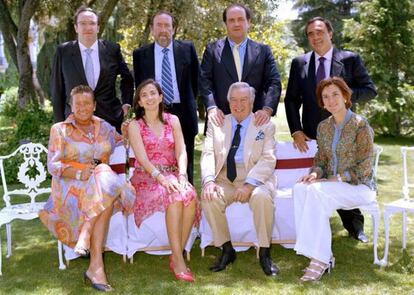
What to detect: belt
<box><xmin>135</xmin><ymin>165</ymin><xmax>178</xmax><ymax>173</ymax></box>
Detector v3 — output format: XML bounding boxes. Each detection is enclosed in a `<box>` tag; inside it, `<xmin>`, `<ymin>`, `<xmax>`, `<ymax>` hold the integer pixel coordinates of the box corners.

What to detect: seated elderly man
<box><xmin>201</xmin><ymin>81</ymin><xmax>278</xmax><ymax>276</ymax></box>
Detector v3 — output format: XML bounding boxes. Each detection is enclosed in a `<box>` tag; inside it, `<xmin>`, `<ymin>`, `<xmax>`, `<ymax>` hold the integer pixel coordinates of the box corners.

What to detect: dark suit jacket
<box><xmin>132</xmin><ymin>40</ymin><xmax>200</xmax><ymax>137</ymax></box>
<box><xmin>51</xmin><ymin>40</ymin><xmax>134</xmax><ymax>130</ymax></box>
<box><xmin>285</xmin><ymin>48</ymin><xmax>377</xmax><ymax>139</ymax></box>
<box><xmin>199</xmin><ymin>38</ymin><xmax>281</xmax><ymax>115</ymax></box>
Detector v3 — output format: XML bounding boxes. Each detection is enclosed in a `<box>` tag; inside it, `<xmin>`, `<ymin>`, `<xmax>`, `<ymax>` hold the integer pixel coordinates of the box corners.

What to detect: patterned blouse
<box><xmin>311</xmin><ymin>110</ymin><xmax>376</xmax><ymax>190</ymax></box>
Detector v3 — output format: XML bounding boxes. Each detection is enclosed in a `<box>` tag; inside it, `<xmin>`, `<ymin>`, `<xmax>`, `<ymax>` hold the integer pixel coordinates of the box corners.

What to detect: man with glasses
<box><xmin>51</xmin><ymin>6</ymin><xmax>133</xmax><ymax>133</ymax></box>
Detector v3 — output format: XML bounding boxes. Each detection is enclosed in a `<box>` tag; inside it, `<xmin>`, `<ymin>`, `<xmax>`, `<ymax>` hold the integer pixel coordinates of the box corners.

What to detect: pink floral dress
<box><xmin>130</xmin><ymin>113</ymin><xmax>199</xmax><ymax>227</ymax></box>
<box><xmin>39</xmin><ymin>115</ymin><xmax>135</xmax><ymax>247</ymax></box>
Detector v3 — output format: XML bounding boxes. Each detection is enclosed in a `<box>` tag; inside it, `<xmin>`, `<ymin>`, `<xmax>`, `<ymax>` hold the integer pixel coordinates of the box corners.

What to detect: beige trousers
<box><xmin>202</xmin><ymin>164</ymin><xmax>274</xmax><ymax>247</ymax></box>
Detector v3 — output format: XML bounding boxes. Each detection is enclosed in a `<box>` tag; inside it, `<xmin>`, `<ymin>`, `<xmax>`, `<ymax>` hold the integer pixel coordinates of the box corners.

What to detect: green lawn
<box><xmin>1</xmin><ymin>104</ymin><xmax>414</xmax><ymax>294</ymax></box>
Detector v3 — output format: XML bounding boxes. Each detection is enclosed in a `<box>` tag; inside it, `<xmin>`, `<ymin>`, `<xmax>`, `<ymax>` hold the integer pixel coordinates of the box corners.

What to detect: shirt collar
<box><xmin>154</xmin><ymin>41</ymin><xmax>173</xmax><ymax>55</ymax></box>
<box><xmin>230</xmin><ymin>113</ymin><xmax>252</xmax><ymax>129</ymax></box>
<box><xmin>333</xmin><ymin>109</ymin><xmax>353</xmax><ymax>130</ymax></box>
<box><xmin>228</xmin><ymin>37</ymin><xmax>248</xmax><ymax>48</ymax></box>
<box><xmin>315</xmin><ymin>46</ymin><xmax>333</xmax><ymax>62</ymax></box>
<box><xmin>78</xmin><ymin>40</ymin><xmax>99</xmax><ymax>52</ymax></box>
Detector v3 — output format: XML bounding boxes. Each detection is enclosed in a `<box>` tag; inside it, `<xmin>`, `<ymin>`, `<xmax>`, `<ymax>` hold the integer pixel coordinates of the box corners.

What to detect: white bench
<box><xmin>199</xmin><ymin>141</ymin><xmax>317</xmax><ymax>256</ymax></box>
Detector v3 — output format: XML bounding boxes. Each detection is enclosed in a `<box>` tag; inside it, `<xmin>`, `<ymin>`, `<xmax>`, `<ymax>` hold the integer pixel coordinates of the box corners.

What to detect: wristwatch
<box><xmin>75</xmin><ymin>170</ymin><xmax>82</xmax><ymax>180</ymax></box>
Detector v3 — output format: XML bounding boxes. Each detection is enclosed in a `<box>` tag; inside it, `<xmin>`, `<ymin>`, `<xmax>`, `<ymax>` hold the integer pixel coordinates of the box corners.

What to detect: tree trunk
<box><xmin>16</xmin><ymin>0</ymin><xmax>39</xmax><ymax>108</ymax></box>
<box><xmin>139</xmin><ymin>0</ymin><xmax>158</xmax><ymax>47</ymax></box>
<box><xmin>0</xmin><ymin>0</ymin><xmax>19</xmax><ymax>69</ymax></box>
<box><xmin>98</xmin><ymin>0</ymin><xmax>120</xmax><ymax>37</ymax></box>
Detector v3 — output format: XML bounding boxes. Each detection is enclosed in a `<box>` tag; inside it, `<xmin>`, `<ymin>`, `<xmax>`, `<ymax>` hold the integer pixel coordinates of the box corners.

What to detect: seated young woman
<box><xmin>128</xmin><ymin>79</ymin><xmax>199</xmax><ymax>283</ymax></box>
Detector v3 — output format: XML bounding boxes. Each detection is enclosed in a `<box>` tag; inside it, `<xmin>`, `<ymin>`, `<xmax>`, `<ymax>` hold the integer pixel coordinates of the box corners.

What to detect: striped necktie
<box><xmin>161</xmin><ymin>48</ymin><xmax>174</xmax><ymax>105</ymax></box>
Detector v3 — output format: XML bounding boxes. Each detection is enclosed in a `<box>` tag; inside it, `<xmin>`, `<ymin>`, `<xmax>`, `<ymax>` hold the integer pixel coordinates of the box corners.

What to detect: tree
<box><xmin>343</xmin><ymin>0</ymin><xmax>414</xmax><ymax>136</ymax></box>
<box><xmin>0</xmin><ymin>0</ymin><xmax>40</xmax><ymax>108</ymax></box>
<box><xmin>0</xmin><ymin>0</ymin><xmax>120</xmax><ymax>108</ymax></box>
<box><xmin>290</xmin><ymin>0</ymin><xmax>361</xmax><ymax>50</ymax></box>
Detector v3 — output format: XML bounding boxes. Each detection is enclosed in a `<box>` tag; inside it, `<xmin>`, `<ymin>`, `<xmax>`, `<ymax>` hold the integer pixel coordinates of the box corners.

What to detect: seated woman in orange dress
<box><xmin>128</xmin><ymin>79</ymin><xmax>199</xmax><ymax>283</ymax></box>
<box><xmin>40</xmin><ymin>85</ymin><xmax>135</xmax><ymax>292</ymax></box>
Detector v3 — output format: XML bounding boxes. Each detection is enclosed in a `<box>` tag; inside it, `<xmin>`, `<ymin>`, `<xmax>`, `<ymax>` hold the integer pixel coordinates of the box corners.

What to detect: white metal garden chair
<box><xmin>0</xmin><ymin>142</ymin><xmax>64</xmax><ymax>275</ymax></box>
<box><xmin>381</xmin><ymin>146</ymin><xmax>414</xmax><ymax>266</ymax></box>
<box><xmin>341</xmin><ymin>145</ymin><xmax>384</xmax><ymax>266</ymax></box>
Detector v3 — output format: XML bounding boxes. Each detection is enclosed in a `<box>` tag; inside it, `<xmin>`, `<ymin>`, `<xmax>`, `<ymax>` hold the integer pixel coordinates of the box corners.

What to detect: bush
<box><xmin>357</xmin><ymin>83</ymin><xmax>414</xmax><ymax>136</ymax></box>
<box><xmin>0</xmin><ymin>89</ymin><xmax>52</xmax><ymax>183</ymax></box>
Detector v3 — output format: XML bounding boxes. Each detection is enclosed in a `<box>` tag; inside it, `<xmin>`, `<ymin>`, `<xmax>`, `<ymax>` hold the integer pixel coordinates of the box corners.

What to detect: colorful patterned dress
<box><xmin>130</xmin><ymin>113</ymin><xmax>199</xmax><ymax>227</ymax></box>
<box><xmin>39</xmin><ymin>115</ymin><xmax>135</xmax><ymax>247</ymax></box>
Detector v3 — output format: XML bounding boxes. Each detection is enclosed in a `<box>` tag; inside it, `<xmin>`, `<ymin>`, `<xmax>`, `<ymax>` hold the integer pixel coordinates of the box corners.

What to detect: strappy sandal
<box><xmin>302</xmin><ymin>256</ymin><xmax>335</xmax><ymax>272</ymax></box>
<box><xmin>74</xmin><ymin>245</ymin><xmax>90</xmax><ymax>257</ymax></box>
<box><xmin>300</xmin><ymin>259</ymin><xmax>332</xmax><ymax>282</ymax></box>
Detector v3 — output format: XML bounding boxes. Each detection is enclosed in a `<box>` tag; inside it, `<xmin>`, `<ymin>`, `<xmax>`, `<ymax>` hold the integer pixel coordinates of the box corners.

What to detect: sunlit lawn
<box><xmin>0</xmin><ymin>103</ymin><xmax>414</xmax><ymax>294</ymax></box>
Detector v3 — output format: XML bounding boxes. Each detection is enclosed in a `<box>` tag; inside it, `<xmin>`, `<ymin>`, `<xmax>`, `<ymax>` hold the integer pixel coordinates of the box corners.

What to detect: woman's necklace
<box><xmin>78</xmin><ymin>123</ymin><xmax>94</xmax><ymax>141</ymax></box>
<box><xmin>86</xmin><ymin>129</ymin><xmax>94</xmax><ymax>141</ymax></box>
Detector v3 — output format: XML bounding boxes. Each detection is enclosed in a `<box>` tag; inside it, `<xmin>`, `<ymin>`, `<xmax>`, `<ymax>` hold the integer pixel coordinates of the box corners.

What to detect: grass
<box><xmin>1</xmin><ymin>104</ymin><xmax>414</xmax><ymax>294</ymax></box>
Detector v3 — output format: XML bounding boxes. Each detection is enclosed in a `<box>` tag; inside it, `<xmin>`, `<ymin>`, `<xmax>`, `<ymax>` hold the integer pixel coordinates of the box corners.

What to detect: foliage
<box><xmin>250</xmin><ymin>20</ymin><xmax>301</xmax><ymax>89</ymax></box>
<box><xmin>0</xmin><ymin>58</ymin><xmax>19</xmax><ymax>94</ymax></box>
<box><xmin>0</xmin><ymin>87</ymin><xmax>52</xmax><ymax>183</ymax></box>
<box><xmin>343</xmin><ymin>0</ymin><xmax>414</xmax><ymax>136</ymax></box>
<box><xmin>118</xmin><ymin>0</ymin><xmax>280</xmax><ymax>63</ymax></box>
<box><xmin>290</xmin><ymin>0</ymin><xmax>361</xmax><ymax>50</ymax></box>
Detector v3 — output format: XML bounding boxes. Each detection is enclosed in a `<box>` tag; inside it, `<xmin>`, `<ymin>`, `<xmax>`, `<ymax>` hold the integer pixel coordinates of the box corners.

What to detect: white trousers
<box><xmin>293</xmin><ymin>182</ymin><xmax>376</xmax><ymax>264</ymax></box>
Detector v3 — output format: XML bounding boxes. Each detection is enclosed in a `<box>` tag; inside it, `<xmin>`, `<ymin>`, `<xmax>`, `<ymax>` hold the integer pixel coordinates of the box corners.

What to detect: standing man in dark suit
<box><xmin>133</xmin><ymin>11</ymin><xmax>199</xmax><ymax>184</ymax></box>
<box><xmin>285</xmin><ymin>16</ymin><xmax>377</xmax><ymax>243</ymax></box>
<box><xmin>200</xmin><ymin>4</ymin><xmax>281</xmax><ymax>127</ymax></box>
<box><xmin>51</xmin><ymin>6</ymin><xmax>134</xmax><ymax>133</ymax></box>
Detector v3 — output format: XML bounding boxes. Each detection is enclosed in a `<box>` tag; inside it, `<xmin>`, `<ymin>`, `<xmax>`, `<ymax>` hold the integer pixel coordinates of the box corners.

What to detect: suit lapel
<box><xmin>173</xmin><ymin>41</ymin><xmax>183</xmax><ymax>90</ymax></box>
<box><xmin>241</xmin><ymin>39</ymin><xmax>259</xmax><ymax>80</ymax></box>
<box><xmin>224</xmin><ymin>117</ymin><xmax>232</xmax><ymax>159</ymax></box>
<box><xmin>221</xmin><ymin>39</ymin><xmax>239</xmax><ymax>82</ymax></box>
<box><xmin>307</xmin><ymin>52</ymin><xmax>317</xmax><ymax>92</ymax></box>
<box><xmin>71</xmin><ymin>41</ymin><xmax>88</xmax><ymax>84</ymax></box>
<box><xmin>330</xmin><ymin>48</ymin><xmax>344</xmax><ymax>77</ymax></box>
<box><xmin>95</xmin><ymin>40</ymin><xmax>106</xmax><ymax>90</ymax></box>
<box><xmin>243</xmin><ymin>116</ymin><xmax>256</xmax><ymax>169</ymax></box>
<box><xmin>216</xmin><ymin>117</ymin><xmax>232</xmax><ymax>176</ymax></box>
<box><xmin>147</xmin><ymin>43</ymin><xmax>156</xmax><ymax>78</ymax></box>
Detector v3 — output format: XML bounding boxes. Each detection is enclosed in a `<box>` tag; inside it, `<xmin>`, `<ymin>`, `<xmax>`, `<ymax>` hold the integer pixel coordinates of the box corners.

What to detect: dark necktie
<box><xmin>161</xmin><ymin>48</ymin><xmax>174</xmax><ymax>105</ymax></box>
<box><xmin>316</xmin><ymin>56</ymin><xmax>326</xmax><ymax>86</ymax></box>
<box><xmin>227</xmin><ymin>124</ymin><xmax>242</xmax><ymax>182</ymax></box>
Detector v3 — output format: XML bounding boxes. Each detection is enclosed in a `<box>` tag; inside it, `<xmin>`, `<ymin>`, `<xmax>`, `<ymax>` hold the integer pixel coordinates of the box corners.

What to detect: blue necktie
<box><xmin>316</xmin><ymin>56</ymin><xmax>326</xmax><ymax>86</ymax></box>
<box><xmin>161</xmin><ymin>48</ymin><xmax>174</xmax><ymax>105</ymax></box>
<box><xmin>85</xmin><ymin>48</ymin><xmax>95</xmax><ymax>89</ymax></box>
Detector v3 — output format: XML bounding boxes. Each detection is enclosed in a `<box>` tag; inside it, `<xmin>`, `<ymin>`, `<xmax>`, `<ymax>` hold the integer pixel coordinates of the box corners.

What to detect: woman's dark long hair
<box><xmin>133</xmin><ymin>79</ymin><xmax>165</xmax><ymax>124</ymax></box>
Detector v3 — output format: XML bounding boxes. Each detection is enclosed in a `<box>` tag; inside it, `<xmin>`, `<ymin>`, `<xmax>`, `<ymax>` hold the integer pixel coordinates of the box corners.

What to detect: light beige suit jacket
<box><xmin>201</xmin><ymin>113</ymin><xmax>277</xmax><ymax>193</ymax></box>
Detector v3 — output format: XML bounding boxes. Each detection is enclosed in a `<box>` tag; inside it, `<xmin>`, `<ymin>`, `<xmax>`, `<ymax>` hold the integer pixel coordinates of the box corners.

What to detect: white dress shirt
<box><xmin>78</xmin><ymin>40</ymin><xmax>100</xmax><ymax>89</ymax></box>
<box><xmin>154</xmin><ymin>42</ymin><xmax>181</xmax><ymax>103</ymax></box>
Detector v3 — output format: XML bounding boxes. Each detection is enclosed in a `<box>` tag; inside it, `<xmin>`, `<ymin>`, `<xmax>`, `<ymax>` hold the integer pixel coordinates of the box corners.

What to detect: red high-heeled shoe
<box><xmin>174</xmin><ymin>271</ymin><xmax>195</xmax><ymax>282</ymax></box>
<box><xmin>169</xmin><ymin>255</ymin><xmax>195</xmax><ymax>282</ymax></box>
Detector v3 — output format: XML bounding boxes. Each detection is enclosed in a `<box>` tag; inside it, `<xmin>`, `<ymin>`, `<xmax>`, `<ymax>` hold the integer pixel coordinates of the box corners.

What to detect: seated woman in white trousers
<box><xmin>293</xmin><ymin>77</ymin><xmax>376</xmax><ymax>282</ymax></box>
